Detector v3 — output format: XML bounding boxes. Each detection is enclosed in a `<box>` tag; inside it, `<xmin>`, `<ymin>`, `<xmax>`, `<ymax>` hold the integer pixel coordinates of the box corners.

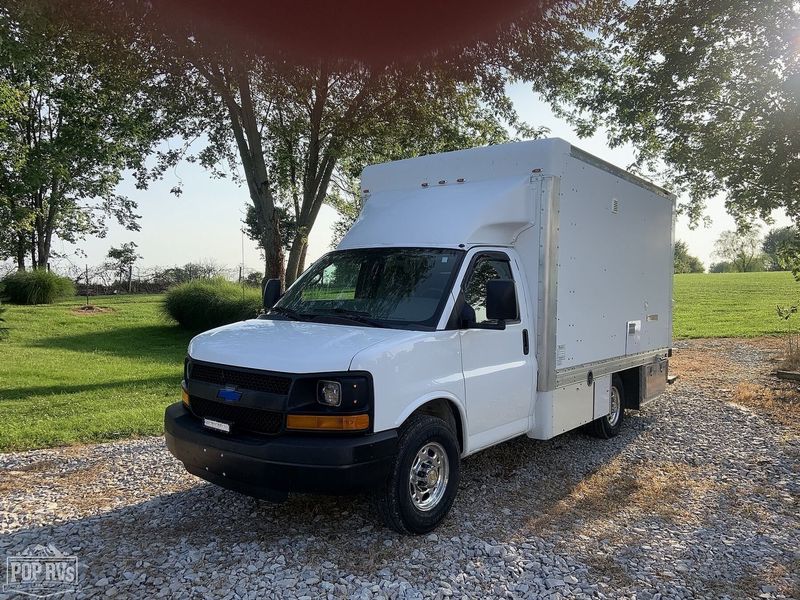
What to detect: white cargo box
<box><xmin>343</xmin><ymin>138</ymin><xmax>674</xmax><ymax>404</ymax></box>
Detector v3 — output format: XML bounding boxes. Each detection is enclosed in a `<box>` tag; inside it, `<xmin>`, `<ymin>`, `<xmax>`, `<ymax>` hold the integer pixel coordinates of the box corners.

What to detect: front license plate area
<box><xmin>203</xmin><ymin>417</ymin><xmax>233</xmax><ymax>434</ymax></box>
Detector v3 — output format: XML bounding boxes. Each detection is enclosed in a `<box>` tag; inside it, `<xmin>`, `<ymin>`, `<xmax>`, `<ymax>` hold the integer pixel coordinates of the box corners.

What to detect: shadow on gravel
<box><xmin>3</xmin><ymin>407</ymin><xmax>792</xmax><ymax>598</ymax></box>
<box><xmin>0</xmin><ymin>416</ymin><xmax>651</xmax><ymax>583</ymax></box>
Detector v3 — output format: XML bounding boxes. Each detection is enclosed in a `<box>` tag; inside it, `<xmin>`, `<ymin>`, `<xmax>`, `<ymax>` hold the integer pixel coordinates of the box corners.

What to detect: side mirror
<box><xmin>486</xmin><ymin>279</ymin><xmax>517</xmax><ymax>322</ymax></box>
<box><xmin>262</xmin><ymin>278</ymin><xmax>282</xmax><ymax>309</ymax></box>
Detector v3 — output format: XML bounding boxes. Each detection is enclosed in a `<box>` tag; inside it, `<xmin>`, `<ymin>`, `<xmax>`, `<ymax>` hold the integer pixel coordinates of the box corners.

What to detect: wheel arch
<box><xmin>394</xmin><ymin>393</ymin><xmax>467</xmax><ymax>455</ymax></box>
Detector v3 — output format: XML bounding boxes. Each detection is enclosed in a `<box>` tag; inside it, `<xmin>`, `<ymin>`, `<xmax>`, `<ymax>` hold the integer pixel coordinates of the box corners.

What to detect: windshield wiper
<box><xmin>315</xmin><ymin>308</ymin><xmax>384</xmax><ymax>328</ymax></box>
<box><xmin>269</xmin><ymin>306</ymin><xmax>314</xmax><ymax>321</ymax></box>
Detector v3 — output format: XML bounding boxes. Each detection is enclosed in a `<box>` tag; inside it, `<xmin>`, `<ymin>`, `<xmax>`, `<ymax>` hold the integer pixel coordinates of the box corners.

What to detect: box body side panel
<box><xmin>552</xmin><ymin>154</ymin><xmax>674</xmax><ymax>371</ymax></box>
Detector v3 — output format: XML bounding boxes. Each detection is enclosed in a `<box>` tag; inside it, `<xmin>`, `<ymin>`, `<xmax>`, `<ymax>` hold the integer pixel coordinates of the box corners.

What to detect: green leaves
<box><xmin>0</xmin><ymin>1</ymin><xmax>181</xmax><ymax>267</ymax></box>
<box><xmin>548</xmin><ymin>0</ymin><xmax>800</xmax><ymax>228</ymax></box>
<box><xmin>674</xmin><ymin>240</ymin><xmax>705</xmax><ymax>273</ymax></box>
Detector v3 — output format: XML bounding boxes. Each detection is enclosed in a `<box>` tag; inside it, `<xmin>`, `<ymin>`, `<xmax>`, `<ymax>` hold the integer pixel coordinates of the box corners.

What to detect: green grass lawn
<box><xmin>1</xmin><ymin>272</ymin><xmax>798</xmax><ymax>451</ymax></box>
<box><xmin>0</xmin><ymin>295</ymin><xmax>191</xmax><ymax>451</ymax></box>
<box><xmin>673</xmin><ymin>271</ymin><xmax>799</xmax><ymax>338</ymax></box>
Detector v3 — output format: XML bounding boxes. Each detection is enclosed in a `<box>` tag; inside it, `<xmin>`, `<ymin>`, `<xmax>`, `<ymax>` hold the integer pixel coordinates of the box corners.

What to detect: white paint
<box><xmin>188</xmin><ymin>318</ymin><xmax>411</xmax><ymax>373</ymax></box>
<box><xmin>593</xmin><ymin>374</ymin><xmax>612</xmax><ymax>421</ymax></box>
<box><xmin>530</xmin><ymin>384</ymin><xmax>596</xmax><ymax>439</ymax></box>
<box><xmin>456</xmin><ymin>248</ymin><xmax>535</xmax><ymax>450</ymax></box>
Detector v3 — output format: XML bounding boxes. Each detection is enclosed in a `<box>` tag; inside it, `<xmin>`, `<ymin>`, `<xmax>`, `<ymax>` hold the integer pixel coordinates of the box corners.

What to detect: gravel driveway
<box><xmin>1</xmin><ymin>338</ymin><xmax>798</xmax><ymax>599</ymax></box>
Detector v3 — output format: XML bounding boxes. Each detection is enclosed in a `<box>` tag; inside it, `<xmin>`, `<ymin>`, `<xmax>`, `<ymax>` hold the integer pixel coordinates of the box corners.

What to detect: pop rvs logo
<box><xmin>4</xmin><ymin>544</ymin><xmax>78</xmax><ymax>597</ymax></box>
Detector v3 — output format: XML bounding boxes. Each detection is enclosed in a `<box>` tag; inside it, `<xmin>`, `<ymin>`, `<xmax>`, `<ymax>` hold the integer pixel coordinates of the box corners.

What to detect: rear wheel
<box><xmin>589</xmin><ymin>375</ymin><xmax>625</xmax><ymax>438</ymax></box>
<box><xmin>375</xmin><ymin>414</ymin><xmax>460</xmax><ymax>534</ymax></box>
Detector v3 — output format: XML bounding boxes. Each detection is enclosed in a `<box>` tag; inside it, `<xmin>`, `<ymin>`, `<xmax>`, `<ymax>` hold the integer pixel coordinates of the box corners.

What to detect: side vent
<box><xmin>611</xmin><ymin>197</ymin><xmax>620</xmax><ymax>214</ymax></box>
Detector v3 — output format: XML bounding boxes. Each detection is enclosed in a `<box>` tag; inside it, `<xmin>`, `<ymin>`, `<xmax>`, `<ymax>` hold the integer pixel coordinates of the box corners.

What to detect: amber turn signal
<box><xmin>181</xmin><ymin>386</ymin><xmax>190</xmax><ymax>408</ymax></box>
<box><xmin>286</xmin><ymin>414</ymin><xmax>369</xmax><ymax>431</ymax></box>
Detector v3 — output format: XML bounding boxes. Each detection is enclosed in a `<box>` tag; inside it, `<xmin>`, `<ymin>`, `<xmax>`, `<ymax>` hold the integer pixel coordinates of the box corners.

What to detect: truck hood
<box><xmin>187</xmin><ymin>318</ymin><xmax>413</xmax><ymax>373</ymax></box>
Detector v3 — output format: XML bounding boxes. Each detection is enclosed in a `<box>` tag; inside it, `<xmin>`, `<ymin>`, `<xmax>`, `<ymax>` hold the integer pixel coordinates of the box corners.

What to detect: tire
<box><xmin>375</xmin><ymin>414</ymin><xmax>461</xmax><ymax>534</ymax></box>
<box><xmin>589</xmin><ymin>375</ymin><xmax>625</xmax><ymax>438</ymax></box>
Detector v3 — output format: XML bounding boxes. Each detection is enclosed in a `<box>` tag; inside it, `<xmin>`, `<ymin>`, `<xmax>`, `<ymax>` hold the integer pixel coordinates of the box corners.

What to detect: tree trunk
<box><xmin>15</xmin><ymin>234</ymin><xmax>26</xmax><ymax>271</ymax></box>
<box><xmin>285</xmin><ymin>224</ymin><xmax>310</xmax><ymax>285</ymax></box>
<box><xmin>30</xmin><ymin>233</ymin><xmax>37</xmax><ymax>269</ymax></box>
<box><xmin>206</xmin><ymin>62</ymin><xmax>284</xmax><ymax>284</ymax></box>
<box><xmin>262</xmin><ymin>205</ymin><xmax>285</xmax><ymax>283</ymax></box>
<box><xmin>298</xmin><ymin>242</ymin><xmax>308</xmax><ymax>277</ymax></box>
<box><xmin>33</xmin><ymin>207</ymin><xmax>52</xmax><ymax>270</ymax></box>
<box><xmin>38</xmin><ymin>225</ymin><xmax>53</xmax><ymax>270</ymax></box>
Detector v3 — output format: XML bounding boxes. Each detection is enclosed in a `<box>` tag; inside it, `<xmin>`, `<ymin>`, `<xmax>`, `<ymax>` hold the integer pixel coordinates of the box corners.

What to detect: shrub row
<box><xmin>163</xmin><ymin>278</ymin><xmax>262</xmax><ymax>330</ymax></box>
<box><xmin>1</xmin><ymin>270</ymin><xmax>75</xmax><ymax>305</ymax></box>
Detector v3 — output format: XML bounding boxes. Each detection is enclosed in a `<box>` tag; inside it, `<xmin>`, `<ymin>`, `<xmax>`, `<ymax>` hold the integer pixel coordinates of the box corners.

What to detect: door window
<box><xmin>463</xmin><ymin>256</ymin><xmax>515</xmax><ymax>324</ymax></box>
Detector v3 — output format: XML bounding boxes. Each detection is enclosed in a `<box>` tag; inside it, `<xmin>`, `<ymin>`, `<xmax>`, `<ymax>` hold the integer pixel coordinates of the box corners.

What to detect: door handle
<box><xmin>522</xmin><ymin>329</ymin><xmax>529</xmax><ymax>355</ymax></box>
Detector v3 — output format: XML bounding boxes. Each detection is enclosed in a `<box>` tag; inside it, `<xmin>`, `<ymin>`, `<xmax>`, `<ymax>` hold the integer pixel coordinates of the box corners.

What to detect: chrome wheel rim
<box><xmin>408</xmin><ymin>442</ymin><xmax>449</xmax><ymax>511</ymax></box>
<box><xmin>607</xmin><ymin>385</ymin><xmax>622</xmax><ymax>427</ymax></box>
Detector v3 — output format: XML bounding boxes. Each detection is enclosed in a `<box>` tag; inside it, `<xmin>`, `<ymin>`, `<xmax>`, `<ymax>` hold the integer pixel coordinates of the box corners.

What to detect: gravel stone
<box><xmin>0</xmin><ymin>338</ymin><xmax>797</xmax><ymax>599</ymax></box>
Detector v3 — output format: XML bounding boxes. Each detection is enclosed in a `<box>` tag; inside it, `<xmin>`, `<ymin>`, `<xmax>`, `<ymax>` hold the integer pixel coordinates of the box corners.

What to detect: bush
<box><xmin>163</xmin><ymin>278</ymin><xmax>262</xmax><ymax>330</ymax></box>
<box><xmin>1</xmin><ymin>270</ymin><xmax>75</xmax><ymax>304</ymax></box>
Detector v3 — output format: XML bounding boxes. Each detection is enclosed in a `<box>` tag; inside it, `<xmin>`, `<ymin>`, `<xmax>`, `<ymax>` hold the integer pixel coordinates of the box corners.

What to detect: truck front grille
<box><xmin>189</xmin><ymin>396</ymin><xmax>283</xmax><ymax>435</ymax></box>
<box><xmin>190</xmin><ymin>363</ymin><xmax>292</xmax><ymax>395</ymax></box>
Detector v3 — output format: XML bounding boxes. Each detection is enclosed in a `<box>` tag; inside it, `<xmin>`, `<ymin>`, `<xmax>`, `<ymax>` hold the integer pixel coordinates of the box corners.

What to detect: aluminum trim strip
<box><xmin>534</xmin><ymin>175</ymin><xmax>560</xmax><ymax>392</ymax></box>
<box><xmin>554</xmin><ymin>349</ymin><xmax>670</xmax><ymax>389</ymax></box>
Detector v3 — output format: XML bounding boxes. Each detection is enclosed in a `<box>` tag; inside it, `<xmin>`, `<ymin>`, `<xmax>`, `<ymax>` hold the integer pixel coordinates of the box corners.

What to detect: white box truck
<box><xmin>165</xmin><ymin>138</ymin><xmax>674</xmax><ymax>533</ymax></box>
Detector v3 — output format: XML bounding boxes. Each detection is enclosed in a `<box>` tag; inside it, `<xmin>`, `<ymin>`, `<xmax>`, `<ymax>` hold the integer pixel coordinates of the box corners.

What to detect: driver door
<box><xmin>458</xmin><ymin>251</ymin><xmax>534</xmax><ymax>450</ymax></box>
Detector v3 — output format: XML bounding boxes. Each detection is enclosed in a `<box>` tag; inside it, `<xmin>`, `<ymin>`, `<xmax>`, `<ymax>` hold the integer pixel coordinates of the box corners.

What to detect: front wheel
<box><xmin>589</xmin><ymin>375</ymin><xmax>625</xmax><ymax>438</ymax></box>
<box><xmin>375</xmin><ymin>414</ymin><xmax>461</xmax><ymax>534</ymax></box>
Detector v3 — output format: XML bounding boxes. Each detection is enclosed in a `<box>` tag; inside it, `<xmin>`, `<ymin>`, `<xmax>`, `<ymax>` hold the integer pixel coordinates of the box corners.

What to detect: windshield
<box><xmin>273</xmin><ymin>248</ymin><xmax>465</xmax><ymax>329</ymax></box>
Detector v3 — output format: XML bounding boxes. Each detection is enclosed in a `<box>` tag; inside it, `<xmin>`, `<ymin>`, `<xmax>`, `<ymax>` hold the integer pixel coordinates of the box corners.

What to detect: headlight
<box><xmin>317</xmin><ymin>380</ymin><xmax>342</xmax><ymax>407</ymax></box>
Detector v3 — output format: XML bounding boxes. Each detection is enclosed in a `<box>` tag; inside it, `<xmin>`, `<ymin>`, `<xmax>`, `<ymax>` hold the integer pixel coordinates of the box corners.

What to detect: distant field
<box><xmin>0</xmin><ymin>295</ymin><xmax>191</xmax><ymax>451</ymax></box>
<box><xmin>673</xmin><ymin>271</ymin><xmax>799</xmax><ymax>338</ymax></box>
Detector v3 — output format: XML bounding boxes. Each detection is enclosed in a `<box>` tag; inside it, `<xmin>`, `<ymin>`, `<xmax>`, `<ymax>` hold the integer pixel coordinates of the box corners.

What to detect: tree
<box><xmin>130</xmin><ymin>0</ymin><xmax>610</xmax><ymax>285</ymax></box>
<box><xmin>242</xmin><ymin>69</ymin><xmax>522</xmax><ymax>283</ymax></box>
<box><xmin>762</xmin><ymin>226</ymin><xmax>799</xmax><ymax>271</ymax></box>
<box><xmin>164</xmin><ymin>49</ymin><xmax>522</xmax><ymax>285</ymax></box>
<box><xmin>106</xmin><ymin>242</ymin><xmax>141</xmax><ymax>292</ymax></box>
<box><xmin>546</xmin><ymin>0</ymin><xmax>800</xmax><ymax>228</ymax></box>
<box><xmin>326</xmin><ymin>174</ymin><xmax>364</xmax><ymax>249</ymax></box>
<box><xmin>713</xmin><ymin>229</ymin><xmax>764</xmax><ymax>273</ymax></box>
<box><xmin>0</xmin><ymin>1</ymin><xmax>181</xmax><ymax>270</ymax></box>
<box><xmin>709</xmin><ymin>262</ymin><xmax>735</xmax><ymax>274</ymax></box>
<box><xmin>151</xmin><ymin>261</ymin><xmax>229</xmax><ymax>287</ymax></box>
<box><xmin>243</xmin><ymin>271</ymin><xmax>263</xmax><ymax>287</ymax></box>
<box><xmin>673</xmin><ymin>240</ymin><xmax>704</xmax><ymax>274</ymax></box>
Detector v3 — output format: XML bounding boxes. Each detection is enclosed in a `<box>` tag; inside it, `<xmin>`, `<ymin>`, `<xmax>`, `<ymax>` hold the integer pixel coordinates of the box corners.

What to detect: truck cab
<box><xmin>164</xmin><ymin>138</ymin><xmax>674</xmax><ymax>533</ymax></box>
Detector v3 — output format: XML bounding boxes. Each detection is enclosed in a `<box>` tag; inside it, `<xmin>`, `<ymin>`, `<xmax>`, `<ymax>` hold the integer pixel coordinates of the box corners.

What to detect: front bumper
<box><xmin>164</xmin><ymin>403</ymin><xmax>397</xmax><ymax>501</ymax></box>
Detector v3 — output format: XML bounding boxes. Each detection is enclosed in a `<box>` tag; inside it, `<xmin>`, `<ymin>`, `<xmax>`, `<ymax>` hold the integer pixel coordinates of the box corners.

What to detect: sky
<box><xmin>48</xmin><ymin>82</ymin><xmax>790</xmax><ymax>276</ymax></box>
